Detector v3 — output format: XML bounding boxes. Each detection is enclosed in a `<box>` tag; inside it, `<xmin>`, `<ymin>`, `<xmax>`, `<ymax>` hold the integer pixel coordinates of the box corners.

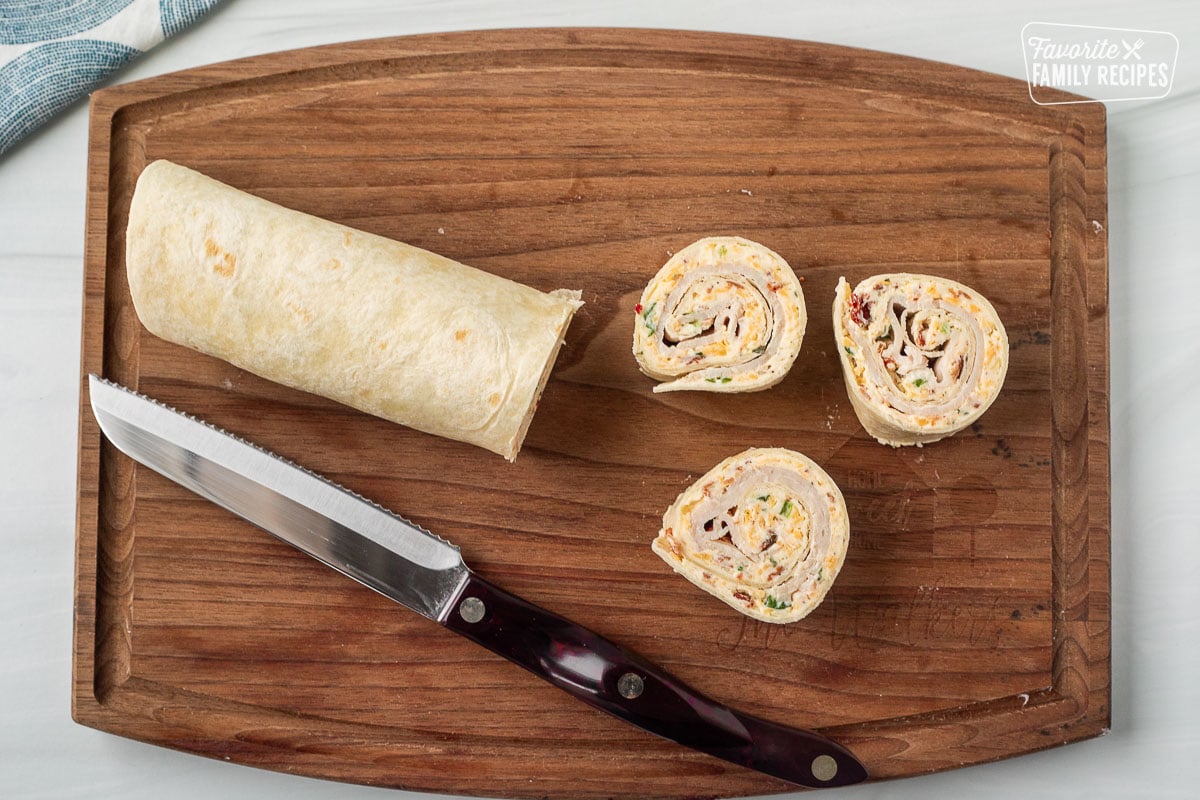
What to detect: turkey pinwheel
<box><xmin>833</xmin><ymin>273</ymin><xmax>1009</xmax><ymax>447</ymax></box>
<box><xmin>652</xmin><ymin>448</ymin><xmax>849</xmax><ymax>624</ymax></box>
<box><xmin>632</xmin><ymin>237</ymin><xmax>806</xmax><ymax>392</ymax></box>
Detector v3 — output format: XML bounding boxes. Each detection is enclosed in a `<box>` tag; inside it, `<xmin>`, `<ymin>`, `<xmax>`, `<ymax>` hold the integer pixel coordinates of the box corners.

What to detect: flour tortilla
<box><xmin>126</xmin><ymin>160</ymin><xmax>582</xmax><ymax>460</ymax></box>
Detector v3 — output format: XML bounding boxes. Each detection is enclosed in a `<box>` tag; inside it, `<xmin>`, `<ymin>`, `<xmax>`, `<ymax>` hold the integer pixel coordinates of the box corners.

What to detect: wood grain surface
<box><xmin>73</xmin><ymin>28</ymin><xmax>1110</xmax><ymax>798</ymax></box>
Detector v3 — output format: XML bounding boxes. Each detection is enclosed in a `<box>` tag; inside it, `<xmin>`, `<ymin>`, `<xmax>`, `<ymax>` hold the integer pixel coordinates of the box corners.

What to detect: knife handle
<box><xmin>443</xmin><ymin>573</ymin><xmax>867</xmax><ymax>788</ymax></box>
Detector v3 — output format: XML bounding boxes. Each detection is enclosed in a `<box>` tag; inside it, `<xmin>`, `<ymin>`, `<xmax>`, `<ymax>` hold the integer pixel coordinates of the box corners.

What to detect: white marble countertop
<box><xmin>3</xmin><ymin>1</ymin><xmax>1197</xmax><ymax>798</ymax></box>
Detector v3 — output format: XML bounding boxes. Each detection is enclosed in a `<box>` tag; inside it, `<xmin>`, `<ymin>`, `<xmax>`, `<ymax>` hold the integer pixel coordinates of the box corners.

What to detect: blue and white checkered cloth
<box><xmin>0</xmin><ymin>0</ymin><xmax>222</xmax><ymax>157</ymax></box>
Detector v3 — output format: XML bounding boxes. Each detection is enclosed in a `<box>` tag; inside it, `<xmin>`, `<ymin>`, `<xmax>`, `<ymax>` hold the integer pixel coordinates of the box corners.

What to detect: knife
<box><xmin>87</xmin><ymin>374</ymin><xmax>868</xmax><ymax>788</ymax></box>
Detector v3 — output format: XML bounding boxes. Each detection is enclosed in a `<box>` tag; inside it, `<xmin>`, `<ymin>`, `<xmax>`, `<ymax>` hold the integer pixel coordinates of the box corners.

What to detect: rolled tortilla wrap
<box><xmin>125</xmin><ymin>159</ymin><xmax>583</xmax><ymax>461</ymax></box>
<box><xmin>833</xmin><ymin>273</ymin><xmax>1008</xmax><ymax>447</ymax></box>
<box><xmin>652</xmin><ymin>448</ymin><xmax>849</xmax><ymax>624</ymax></box>
<box><xmin>632</xmin><ymin>236</ymin><xmax>806</xmax><ymax>392</ymax></box>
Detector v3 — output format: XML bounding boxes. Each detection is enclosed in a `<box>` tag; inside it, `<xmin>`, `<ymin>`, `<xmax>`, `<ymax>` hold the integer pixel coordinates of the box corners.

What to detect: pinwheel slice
<box><xmin>833</xmin><ymin>273</ymin><xmax>1009</xmax><ymax>447</ymax></box>
<box><xmin>652</xmin><ymin>448</ymin><xmax>849</xmax><ymax>624</ymax></box>
<box><xmin>632</xmin><ymin>237</ymin><xmax>806</xmax><ymax>392</ymax></box>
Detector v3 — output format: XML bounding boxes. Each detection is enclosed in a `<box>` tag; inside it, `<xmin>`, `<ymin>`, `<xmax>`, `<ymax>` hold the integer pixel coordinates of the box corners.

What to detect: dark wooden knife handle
<box><xmin>442</xmin><ymin>572</ymin><xmax>867</xmax><ymax>788</ymax></box>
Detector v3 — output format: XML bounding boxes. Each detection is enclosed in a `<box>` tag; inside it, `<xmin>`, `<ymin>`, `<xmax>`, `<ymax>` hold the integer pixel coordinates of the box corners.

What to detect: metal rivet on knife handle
<box><xmin>617</xmin><ymin>672</ymin><xmax>644</xmax><ymax>699</ymax></box>
<box><xmin>458</xmin><ymin>596</ymin><xmax>485</xmax><ymax>623</ymax></box>
<box><xmin>811</xmin><ymin>754</ymin><xmax>838</xmax><ymax>782</ymax></box>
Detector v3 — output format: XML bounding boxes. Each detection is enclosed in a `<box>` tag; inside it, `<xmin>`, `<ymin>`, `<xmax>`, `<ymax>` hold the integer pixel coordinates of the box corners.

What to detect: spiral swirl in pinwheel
<box><xmin>632</xmin><ymin>237</ymin><xmax>806</xmax><ymax>392</ymax></box>
<box><xmin>834</xmin><ymin>273</ymin><xmax>1009</xmax><ymax>447</ymax></box>
<box><xmin>652</xmin><ymin>448</ymin><xmax>849</xmax><ymax>624</ymax></box>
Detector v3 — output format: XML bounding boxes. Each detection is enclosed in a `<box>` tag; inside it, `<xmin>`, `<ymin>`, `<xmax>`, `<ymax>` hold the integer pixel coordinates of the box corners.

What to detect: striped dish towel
<box><xmin>0</xmin><ymin>0</ymin><xmax>222</xmax><ymax>157</ymax></box>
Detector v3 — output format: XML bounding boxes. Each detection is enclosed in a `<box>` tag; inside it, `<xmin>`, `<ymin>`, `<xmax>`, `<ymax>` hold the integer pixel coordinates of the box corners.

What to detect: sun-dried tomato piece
<box><xmin>848</xmin><ymin>292</ymin><xmax>872</xmax><ymax>326</ymax></box>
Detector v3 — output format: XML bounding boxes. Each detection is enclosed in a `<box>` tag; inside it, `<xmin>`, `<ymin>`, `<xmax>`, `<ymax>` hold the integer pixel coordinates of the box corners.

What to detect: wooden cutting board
<box><xmin>73</xmin><ymin>28</ymin><xmax>1110</xmax><ymax>798</ymax></box>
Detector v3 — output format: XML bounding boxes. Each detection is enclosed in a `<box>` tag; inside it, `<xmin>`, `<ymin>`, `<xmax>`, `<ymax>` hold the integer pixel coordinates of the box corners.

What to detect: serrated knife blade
<box><xmin>86</xmin><ymin>374</ymin><xmax>868</xmax><ymax>789</ymax></box>
<box><xmin>88</xmin><ymin>374</ymin><xmax>468</xmax><ymax>621</ymax></box>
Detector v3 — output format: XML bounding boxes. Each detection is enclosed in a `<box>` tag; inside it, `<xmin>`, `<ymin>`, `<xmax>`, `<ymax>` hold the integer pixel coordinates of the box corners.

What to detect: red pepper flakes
<box><xmin>635</xmin><ymin>303</ymin><xmax>643</xmax><ymax>314</ymax></box>
<box><xmin>766</xmin><ymin>281</ymin><xmax>783</xmax><ymax>292</ymax></box>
